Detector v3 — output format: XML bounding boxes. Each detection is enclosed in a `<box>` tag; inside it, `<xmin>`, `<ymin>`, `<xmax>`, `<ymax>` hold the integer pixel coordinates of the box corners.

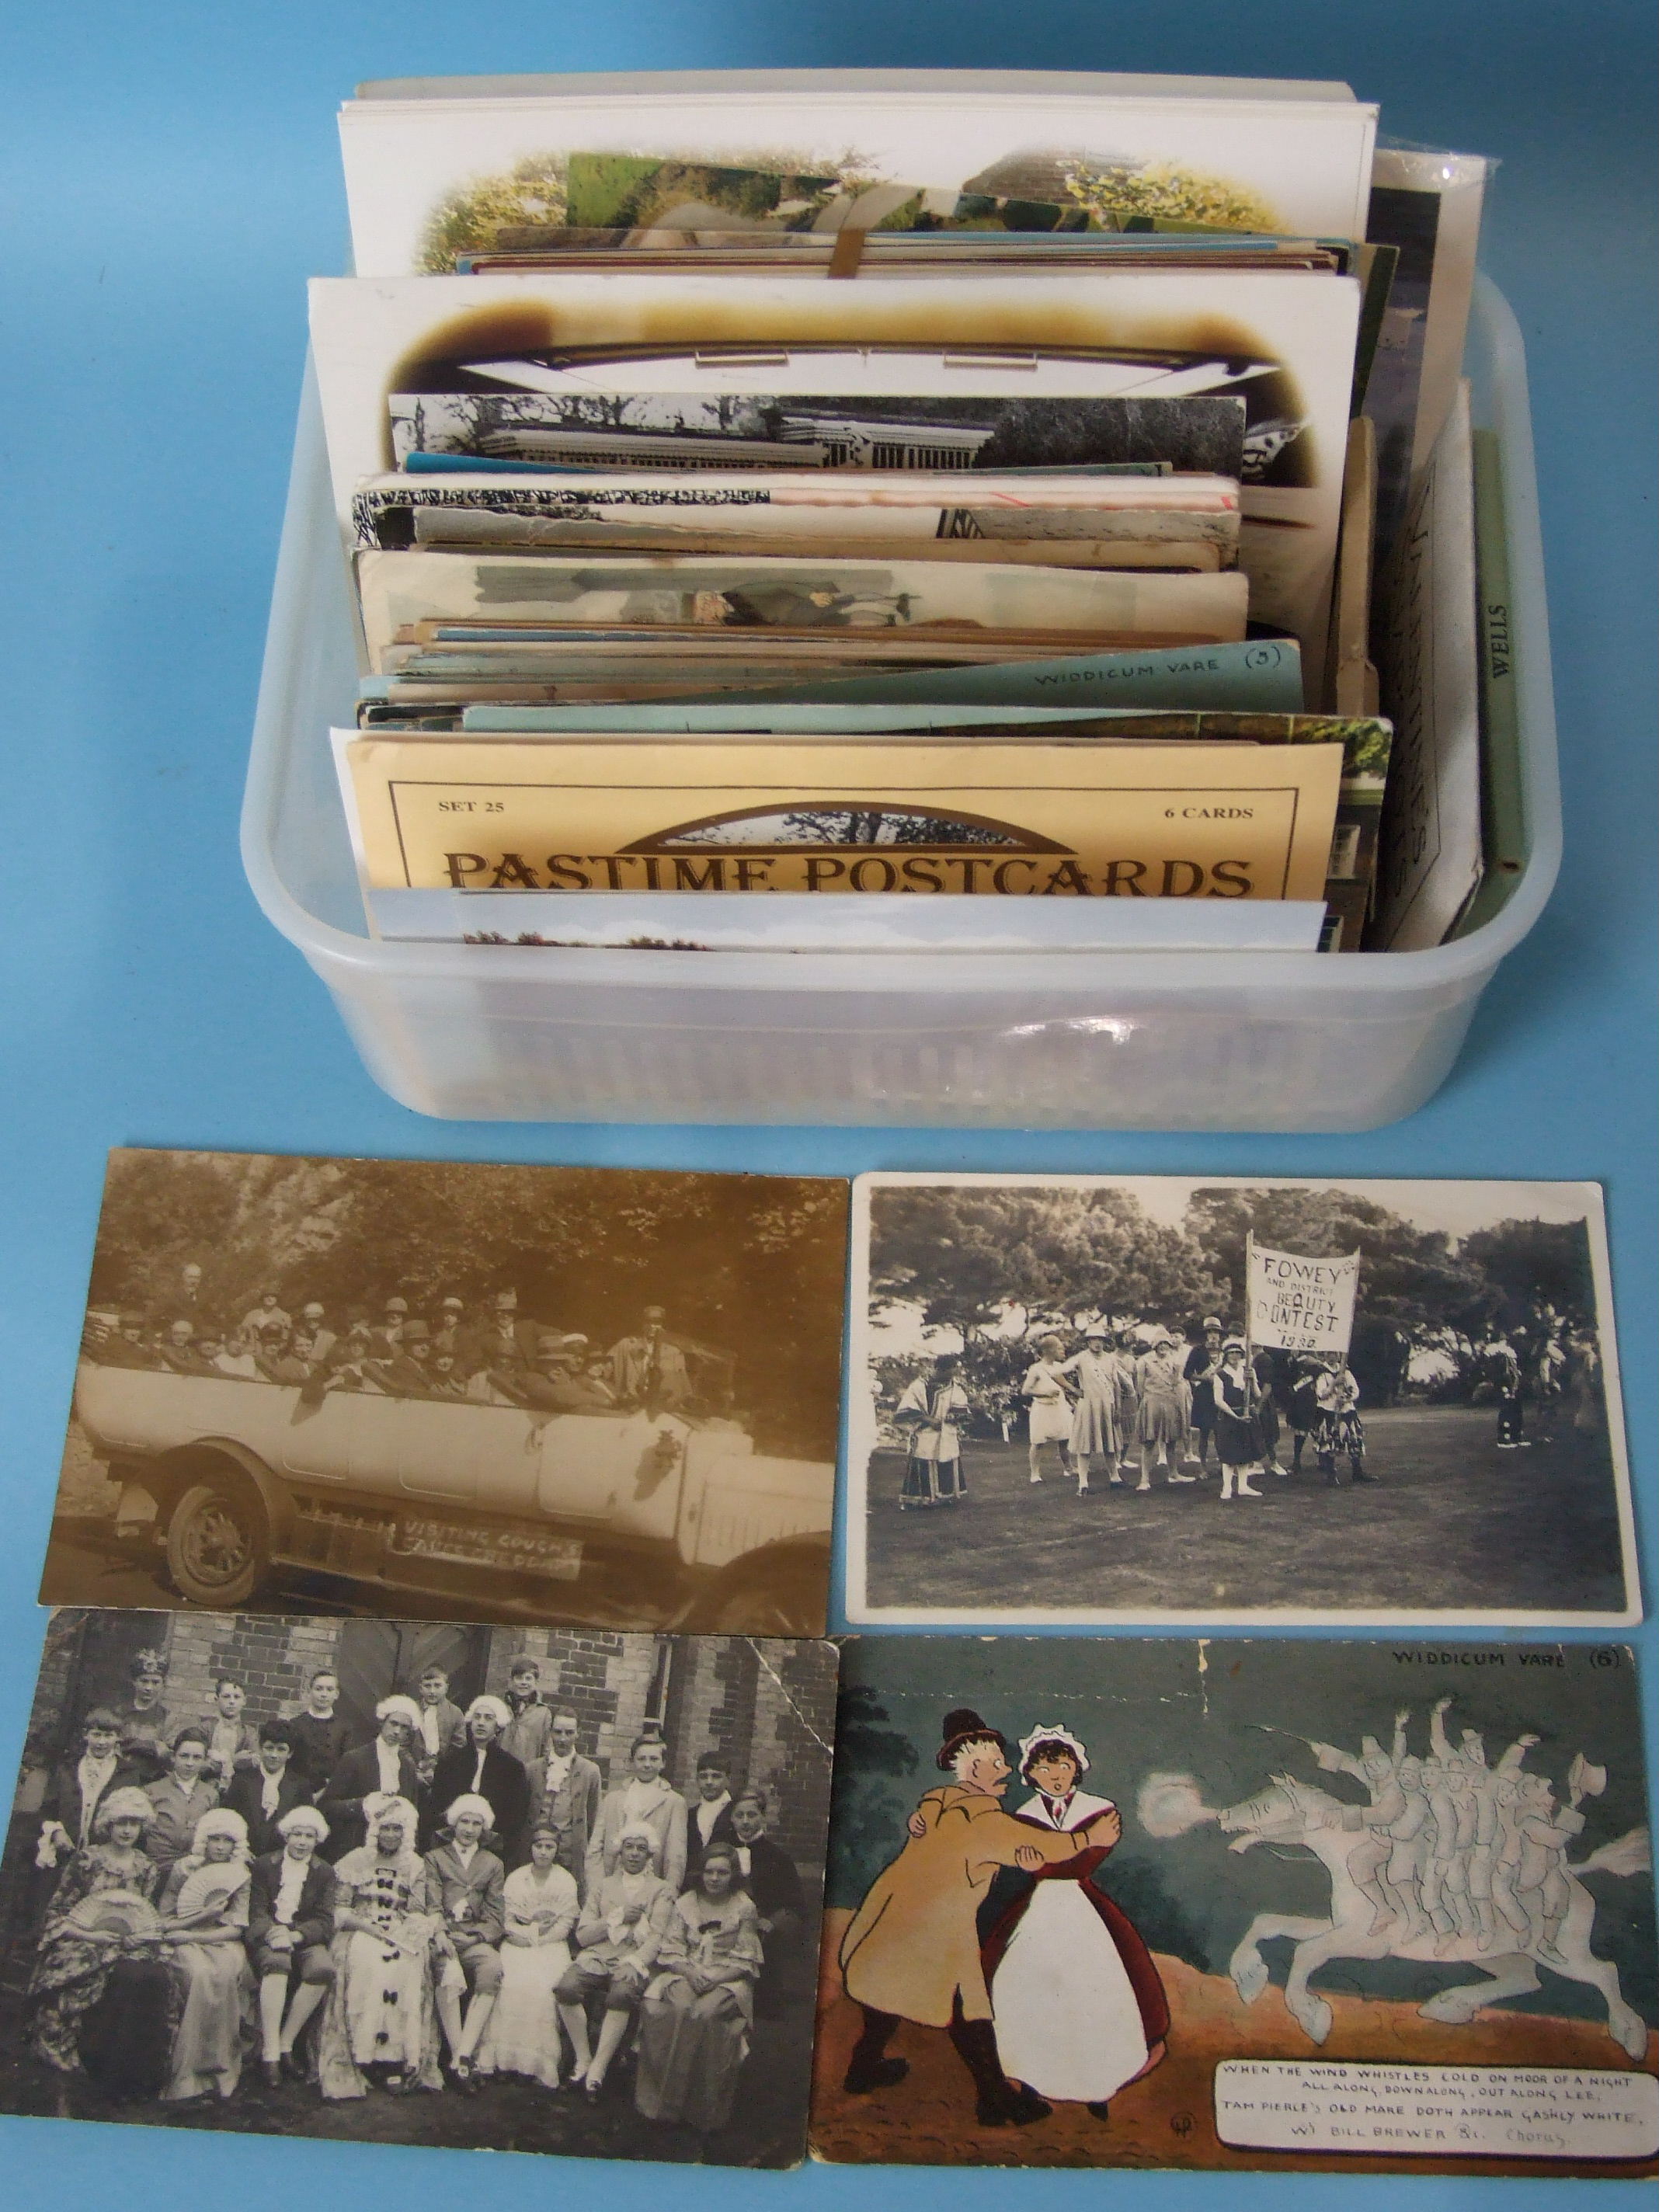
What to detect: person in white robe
<box><xmin>477</xmin><ymin>1821</ymin><xmax>580</xmax><ymax>2089</ymax></box>
<box><xmin>985</xmin><ymin>1726</ymin><xmax>1168</xmax><ymax>2120</ymax></box>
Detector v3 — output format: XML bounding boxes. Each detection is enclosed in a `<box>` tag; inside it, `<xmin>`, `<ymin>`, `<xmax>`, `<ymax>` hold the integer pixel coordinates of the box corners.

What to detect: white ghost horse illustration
<box><xmin>1139</xmin><ymin>1763</ymin><xmax>1650</xmax><ymax>2061</ymax></box>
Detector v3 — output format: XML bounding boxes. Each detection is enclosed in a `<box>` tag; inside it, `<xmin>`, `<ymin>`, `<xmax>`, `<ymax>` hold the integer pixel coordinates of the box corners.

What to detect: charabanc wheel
<box><xmin>693</xmin><ymin>1546</ymin><xmax>831</xmax><ymax>1635</ymax></box>
<box><xmin>164</xmin><ymin>1477</ymin><xmax>270</xmax><ymax>1607</ymax></box>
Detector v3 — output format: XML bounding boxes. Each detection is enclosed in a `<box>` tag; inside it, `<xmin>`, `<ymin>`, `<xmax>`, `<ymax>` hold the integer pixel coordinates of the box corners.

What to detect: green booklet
<box><xmin>457</xmin><ymin>638</ymin><xmax>1303</xmax><ymax>722</ymax></box>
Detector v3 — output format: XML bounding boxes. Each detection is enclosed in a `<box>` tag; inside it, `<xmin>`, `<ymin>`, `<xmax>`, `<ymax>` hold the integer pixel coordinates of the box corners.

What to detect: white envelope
<box><xmin>338</xmin><ymin>68</ymin><xmax>1376</xmax><ymax>280</ymax></box>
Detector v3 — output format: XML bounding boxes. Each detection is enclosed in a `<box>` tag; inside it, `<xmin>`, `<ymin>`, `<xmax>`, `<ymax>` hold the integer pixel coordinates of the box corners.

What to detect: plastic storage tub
<box><xmin>242</xmin><ymin>275</ymin><xmax>1559</xmax><ymax>1130</ymax></box>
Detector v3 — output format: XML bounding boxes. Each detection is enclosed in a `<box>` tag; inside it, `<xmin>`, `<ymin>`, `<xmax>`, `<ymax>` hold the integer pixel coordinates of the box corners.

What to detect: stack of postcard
<box><xmin>3</xmin><ymin>1150</ymin><xmax>1652</xmax><ymax>2178</ymax></box>
<box><xmin>302</xmin><ymin>71</ymin><xmax>1508</xmax><ymax>951</ymax></box>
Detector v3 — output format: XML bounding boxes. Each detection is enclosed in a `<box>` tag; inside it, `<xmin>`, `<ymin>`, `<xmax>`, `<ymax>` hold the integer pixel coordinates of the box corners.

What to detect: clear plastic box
<box><xmin>241</xmin><ymin>276</ymin><xmax>1558</xmax><ymax>1130</ymax></box>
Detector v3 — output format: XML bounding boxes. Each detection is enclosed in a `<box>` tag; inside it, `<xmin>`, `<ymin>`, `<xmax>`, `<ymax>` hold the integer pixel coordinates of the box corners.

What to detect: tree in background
<box><xmin>1460</xmin><ymin>1218</ymin><xmax>1598</xmax><ymax>1330</ymax></box>
<box><xmin>84</xmin><ymin>1153</ymin><xmax>845</xmax><ymax>1458</ymax></box>
<box><xmin>824</xmin><ymin>1683</ymin><xmax>919</xmax><ymax>1911</ymax></box>
<box><xmin>868</xmin><ymin>1183</ymin><xmax>1225</xmax><ymax>1350</ymax></box>
<box><xmin>1185</xmin><ymin>1185</ymin><xmax>1497</xmax><ymax>1405</ymax></box>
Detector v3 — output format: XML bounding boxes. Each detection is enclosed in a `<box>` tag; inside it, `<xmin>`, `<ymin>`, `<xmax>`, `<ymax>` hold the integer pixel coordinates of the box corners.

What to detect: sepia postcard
<box><xmin>336</xmin><ymin>73</ymin><xmax>1376</xmax><ymax>280</ymax></box>
<box><xmin>355</xmin><ymin>549</ymin><xmax>1248</xmax><ymax>673</ymax></box>
<box><xmin>844</xmin><ymin>1173</ymin><xmax>1638</xmax><ymax>1627</ymax></box>
<box><xmin>812</xmin><ymin>1634</ymin><xmax>1656</xmax><ymax>2174</ymax></box>
<box><xmin>335</xmin><ymin>733</ymin><xmax>1344</xmax><ymax>903</ymax></box>
<box><xmin>403</xmin><ymin>513</ymin><xmax>1236</xmax><ymax>571</ymax></box>
<box><xmin>40</xmin><ymin>1150</ymin><xmax>848</xmax><ymax>1638</ymax></box>
<box><xmin>0</xmin><ymin>1605</ymin><xmax>836</xmax><ymax>2165</ymax></box>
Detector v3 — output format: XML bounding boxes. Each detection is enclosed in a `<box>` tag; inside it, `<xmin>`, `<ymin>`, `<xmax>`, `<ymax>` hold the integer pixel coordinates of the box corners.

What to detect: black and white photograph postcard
<box><xmin>0</xmin><ymin>1606</ymin><xmax>837</xmax><ymax>2166</ymax></box>
<box><xmin>844</xmin><ymin>1174</ymin><xmax>1637</xmax><ymax>1628</ymax></box>
<box><xmin>388</xmin><ymin>390</ymin><xmax>1249</xmax><ymax>478</ymax></box>
<box><xmin>40</xmin><ymin>1149</ymin><xmax>849</xmax><ymax>1638</ymax></box>
<box><xmin>812</xmin><ymin>1634</ymin><xmax>1656</xmax><ymax>2175</ymax></box>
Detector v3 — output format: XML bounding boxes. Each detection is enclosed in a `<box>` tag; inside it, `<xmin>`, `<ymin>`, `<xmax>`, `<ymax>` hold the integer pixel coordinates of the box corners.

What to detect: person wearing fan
<box><xmin>981</xmin><ymin>1726</ymin><xmax>1168</xmax><ymax>2123</ymax></box>
<box><xmin>157</xmin><ymin>1807</ymin><xmax>256</xmax><ymax>2103</ymax></box>
<box><xmin>26</xmin><ymin>1786</ymin><xmax>183</xmax><ymax>2096</ymax></box>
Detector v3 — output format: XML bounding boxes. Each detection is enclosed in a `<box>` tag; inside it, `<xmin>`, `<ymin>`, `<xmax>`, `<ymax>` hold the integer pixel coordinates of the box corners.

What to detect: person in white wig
<box><xmin>158</xmin><ymin>1805</ymin><xmax>255</xmax><ymax>2102</ymax></box>
<box><xmin>317</xmin><ymin>1792</ymin><xmax>443</xmax><ymax>2098</ymax></box>
<box><xmin>426</xmin><ymin>1791</ymin><xmax>506</xmax><ymax>2089</ymax></box>
<box><xmin>426</xmin><ymin>1695</ymin><xmax>531</xmax><ymax>1865</ymax></box>
<box><xmin>318</xmin><ymin>1696</ymin><xmax>424</xmax><ymax>1857</ymax></box>
<box><xmin>558</xmin><ymin>1822</ymin><xmax>673</xmax><ymax>2102</ymax></box>
<box><xmin>983</xmin><ymin>1726</ymin><xmax>1169</xmax><ymax>2121</ymax></box>
<box><xmin>248</xmin><ymin>1802</ymin><xmax>336</xmax><ymax>2087</ymax></box>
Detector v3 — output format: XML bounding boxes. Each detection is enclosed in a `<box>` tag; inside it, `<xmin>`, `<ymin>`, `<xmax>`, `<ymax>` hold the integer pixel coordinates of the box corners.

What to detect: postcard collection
<box><xmin>0</xmin><ymin>62</ymin><xmax>1647</xmax><ymax>2197</ymax></box>
<box><xmin>297</xmin><ymin>69</ymin><xmax>1515</xmax><ymax>959</ymax></box>
<box><xmin>0</xmin><ymin>1146</ymin><xmax>1647</xmax><ymax>2179</ymax></box>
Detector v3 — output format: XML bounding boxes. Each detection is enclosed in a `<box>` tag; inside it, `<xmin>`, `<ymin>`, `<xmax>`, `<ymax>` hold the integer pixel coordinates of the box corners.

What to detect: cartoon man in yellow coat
<box><xmin>838</xmin><ymin>1706</ymin><xmax>1121</xmax><ymax>2125</ymax></box>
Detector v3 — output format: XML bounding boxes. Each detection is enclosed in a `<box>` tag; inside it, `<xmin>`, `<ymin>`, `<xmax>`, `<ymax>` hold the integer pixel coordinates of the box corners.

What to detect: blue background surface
<box><xmin>0</xmin><ymin>2</ymin><xmax>1654</xmax><ymax>2205</ymax></box>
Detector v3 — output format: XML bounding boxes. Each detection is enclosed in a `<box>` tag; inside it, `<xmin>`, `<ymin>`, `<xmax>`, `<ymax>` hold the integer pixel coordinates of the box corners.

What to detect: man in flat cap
<box><xmin>96</xmin><ymin>1312</ymin><xmax>162</xmax><ymax>1369</ymax></box>
<box><xmin>837</xmin><ymin>1707</ymin><xmax>1120</xmax><ymax>2127</ymax></box>
<box><xmin>433</xmin><ymin>1294</ymin><xmax>468</xmax><ymax>1362</ymax></box>
<box><xmin>458</xmin><ymin>1288</ymin><xmax>541</xmax><ymax>1381</ymax></box>
<box><xmin>496</xmin><ymin>1334</ymin><xmax>614</xmax><ymax>1414</ymax></box>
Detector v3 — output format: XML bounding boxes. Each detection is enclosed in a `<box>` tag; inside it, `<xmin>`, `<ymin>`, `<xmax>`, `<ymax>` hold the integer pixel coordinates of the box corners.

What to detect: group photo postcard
<box><xmin>844</xmin><ymin>1172</ymin><xmax>1639</xmax><ymax>1627</ymax></box>
<box><xmin>40</xmin><ymin>1149</ymin><xmax>849</xmax><ymax>1638</ymax></box>
<box><xmin>0</xmin><ymin>1606</ymin><xmax>837</xmax><ymax>2166</ymax></box>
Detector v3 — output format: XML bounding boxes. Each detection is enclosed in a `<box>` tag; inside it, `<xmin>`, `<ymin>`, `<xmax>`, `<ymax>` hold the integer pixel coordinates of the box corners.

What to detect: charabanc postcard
<box><xmin>40</xmin><ymin>1149</ymin><xmax>848</xmax><ymax>1638</ymax></box>
<box><xmin>0</xmin><ymin>1606</ymin><xmax>836</xmax><ymax>2165</ymax></box>
<box><xmin>811</xmin><ymin>1634</ymin><xmax>1657</xmax><ymax>2176</ymax></box>
<box><xmin>844</xmin><ymin>1172</ymin><xmax>1638</xmax><ymax>1627</ymax></box>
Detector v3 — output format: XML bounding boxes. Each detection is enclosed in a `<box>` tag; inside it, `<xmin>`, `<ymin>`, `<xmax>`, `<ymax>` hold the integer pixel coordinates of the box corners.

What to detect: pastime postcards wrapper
<box><xmin>336</xmin><ymin>734</ymin><xmax>1344</xmax><ymax>902</ymax></box>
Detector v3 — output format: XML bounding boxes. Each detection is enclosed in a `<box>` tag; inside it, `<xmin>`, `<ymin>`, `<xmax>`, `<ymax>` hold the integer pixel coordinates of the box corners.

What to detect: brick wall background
<box><xmin>5</xmin><ymin>1613</ymin><xmax>839</xmax><ymax>1910</ymax></box>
